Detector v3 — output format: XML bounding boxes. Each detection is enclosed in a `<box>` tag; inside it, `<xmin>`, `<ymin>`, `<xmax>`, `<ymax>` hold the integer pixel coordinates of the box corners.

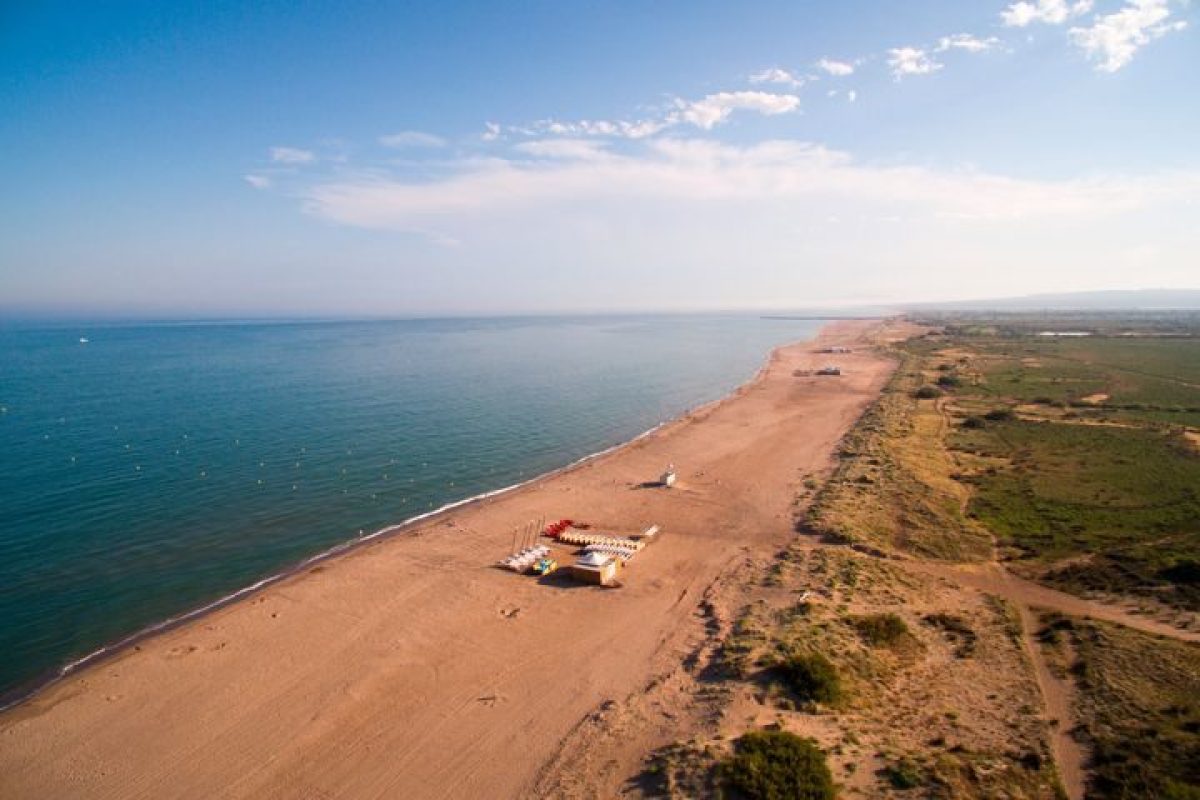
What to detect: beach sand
<box><xmin>0</xmin><ymin>320</ymin><xmax>897</xmax><ymax>800</ymax></box>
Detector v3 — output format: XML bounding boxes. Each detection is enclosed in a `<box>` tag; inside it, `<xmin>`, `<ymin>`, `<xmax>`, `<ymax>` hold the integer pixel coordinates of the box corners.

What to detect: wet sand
<box><xmin>0</xmin><ymin>320</ymin><xmax>896</xmax><ymax>800</ymax></box>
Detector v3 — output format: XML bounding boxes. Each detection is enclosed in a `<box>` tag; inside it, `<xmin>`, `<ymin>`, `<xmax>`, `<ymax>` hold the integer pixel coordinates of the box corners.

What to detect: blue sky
<box><xmin>2</xmin><ymin>0</ymin><xmax>1197</xmax><ymax>317</ymax></box>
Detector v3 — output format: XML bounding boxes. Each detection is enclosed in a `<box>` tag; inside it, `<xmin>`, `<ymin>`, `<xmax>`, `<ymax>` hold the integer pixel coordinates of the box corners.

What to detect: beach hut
<box><xmin>569</xmin><ymin>551</ymin><xmax>619</xmax><ymax>586</ymax></box>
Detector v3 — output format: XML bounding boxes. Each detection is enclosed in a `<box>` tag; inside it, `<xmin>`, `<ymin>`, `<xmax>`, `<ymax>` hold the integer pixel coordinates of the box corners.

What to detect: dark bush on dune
<box><xmin>779</xmin><ymin>652</ymin><xmax>842</xmax><ymax>705</ymax></box>
<box><xmin>718</xmin><ymin>730</ymin><xmax>836</xmax><ymax>800</ymax></box>
<box><xmin>852</xmin><ymin>612</ymin><xmax>911</xmax><ymax>647</ymax></box>
<box><xmin>914</xmin><ymin>385</ymin><xmax>941</xmax><ymax>399</ymax></box>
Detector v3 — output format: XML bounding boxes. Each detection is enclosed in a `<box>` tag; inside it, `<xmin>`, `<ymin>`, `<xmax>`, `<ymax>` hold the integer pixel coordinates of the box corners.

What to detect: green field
<box><xmin>954</xmin><ymin>418</ymin><xmax>1200</xmax><ymax>609</ymax></box>
<box><xmin>910</xmin><ymin>314</ymin><xmax>1200</xmax><ymax>609</ymax></box>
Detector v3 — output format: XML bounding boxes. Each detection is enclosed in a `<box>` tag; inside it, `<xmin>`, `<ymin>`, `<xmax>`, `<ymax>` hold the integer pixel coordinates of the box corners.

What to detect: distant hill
<box><xmin>907</xmin><ymin>289</ymin><xmax>1200</xmax><ymax>312</ymax></box>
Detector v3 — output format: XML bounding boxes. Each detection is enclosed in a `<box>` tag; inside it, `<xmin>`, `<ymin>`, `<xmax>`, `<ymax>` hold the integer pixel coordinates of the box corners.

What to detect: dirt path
<box><xmin>1010</xmin><ymin>587</ymin><xmax>1088</xmax><ymax>800</ymax></box>
<box><xmin>899</xmin><ymin>557</ymin><xmax>1200</xmax><ymax>800</ymax></box>
<box><xmin>905</xmin><ymin>560</ymin><xmax>1200</xmax><ymax>645</ymax></box>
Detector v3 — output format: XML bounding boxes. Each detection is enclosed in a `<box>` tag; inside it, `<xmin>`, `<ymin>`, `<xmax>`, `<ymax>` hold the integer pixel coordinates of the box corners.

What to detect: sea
<box><xmin>0</xmin><ymin>314</ymin><xmax>823</xmax><ymax>703</ymax></box>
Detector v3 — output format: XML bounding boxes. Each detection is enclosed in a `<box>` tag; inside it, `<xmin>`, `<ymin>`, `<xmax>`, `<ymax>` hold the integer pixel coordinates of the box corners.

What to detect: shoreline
<box><xmin>0</xmin><ymin>324</ymin><xmax>844</xmax><ymax>714</ymax></box>
<box><xmin>0</xmin><ymin>318</ymin><xmax>895</xmax><ymax>800</ymax></box>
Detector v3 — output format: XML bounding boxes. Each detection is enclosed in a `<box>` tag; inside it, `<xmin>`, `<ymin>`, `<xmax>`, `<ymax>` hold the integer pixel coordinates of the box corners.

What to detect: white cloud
<box><xmin>887</xmin><ymin>47</ymin><xmax>944</xmax><ymax>78</ymax></box>
<box><xmin>816</xmin><ymin>58</ymin><xmax>855</xmax><ymax>76</ymax></box>
<box><xmin>674</xmin><ymin>91</ymin><xmax>801</xmax><ymax>129</ymax></box>
<box><xmin>515</xmin><ymin>139</ymin><xmax>612</xmax><ymax>161</ymax></box>
<box><xmin>1069</xmin><ymin>0</ymin><xmax>1187</xmax><ymax>72</ymax></box>
<box><xmin>269</xmin><ymin>146</ymin><xmax>315</xmax><ymax>165</ymax></box>
<box><xmin>495</xmin><ymin>89</ymin><xmax>801</xmax><ymax>143</ymax></box>
<box><xmin>750</xmin><ymin>67</ymin><xmax>805</xmax><ymax>87</ymax></box>
<box><xmin>1001</xmin><ymin>0</ymin><xmax>1093</xmax><ymax>27</ymax></box>
<box><xmin>379</xmin><ymin>131</ymin><xmax>446</xmax><ymax>148</ymax></box>
<box><xmin>482</xmin><ymin>122</ymin><xmax>502</xmax><ymax>142</ymax></box>
<box><xmin>847</xmin><ymin>90</ymin><xmax>858</xmax><ymax>103</ymax></box>
<box><xmin>519</xmin><ymin>117</ymin><xmax>669</xmax><ymax>139</ymax></box>
<box><xmin>243</xmin><ymin>174</ymin><xmax>272</xmax><ymax>190</ymax></box>
<box><xmin>935</xmin><ymin>33</ymin><xmax>1003</xmax><ymax>52</ymax></box>
<box><xmin>301</xmin><ymin>138</ymin><xmax>1198</xmax><ymax>232</ymax></box>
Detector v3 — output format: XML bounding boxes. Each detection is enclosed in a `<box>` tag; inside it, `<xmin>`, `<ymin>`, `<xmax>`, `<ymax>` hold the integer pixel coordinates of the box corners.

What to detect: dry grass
<box><xmin>806</xmin><ymin>345</ymin><xmax>993</xmax><ymax>562</ymax></box>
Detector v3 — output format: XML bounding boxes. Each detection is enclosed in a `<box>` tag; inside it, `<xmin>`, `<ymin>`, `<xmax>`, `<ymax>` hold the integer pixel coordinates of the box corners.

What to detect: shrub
<box><xmin>719</xmin><ymin>730</ymin><xmax>836</xmax><ymax>800</ymax></box>
<box><xmin>1160</xmin><ymin>560</ymin><xmax>1200</xmax><ymax>585</ymax></box>
<box><xmin>852</xmin><ymin>613</ymin><xmax>911</xmax><ymax>647</ymax></box>
<box><xmin>961</xmin><ymin>416</ymin><xmax>987</xmax><ymax>429</ymax></box>
<box><xmin>882</xmin><ymin>758</ymin><xmax>925</xmax><ymax>789</ymax></box>
<box><xmin>779</xmin><ymin>652</ymin><xmax>842</xmax><ymax>705</ymax></box>
<box><xmin>914</xmin><ymin>385</ymin><xmax>942</xmax><ymax>399</ymax></box>
<box><xmin>984</xmin><ymin>408</ymin><xmax>1016</xmax><ymax>422</ymax></box>
<box><xmin>936</xmin><ymin>374</ymin><xmax>962</xmax><ymax>388</ymax></box>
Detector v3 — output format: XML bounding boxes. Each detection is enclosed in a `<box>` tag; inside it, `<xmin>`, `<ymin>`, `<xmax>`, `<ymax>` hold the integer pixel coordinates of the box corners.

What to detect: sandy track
<box><xmin>0</xmin><ymin>321</ymin><xmax>895</xmax><ymax>800</ymax></box>
<box><xmin>905</xmin><ymin>560</ymin><xmax>1200</xmax><ymax>645</ymax></box>
<box><xmin>903</xmin><ymin>558</ymin><xmax>1199</xmax><ymax>800</ymax></box>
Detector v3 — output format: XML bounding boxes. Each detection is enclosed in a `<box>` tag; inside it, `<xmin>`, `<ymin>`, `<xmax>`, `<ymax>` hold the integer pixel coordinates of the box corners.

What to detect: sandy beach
<box><xmin>0</xmin><ymin>320</ymin><xmax>896</xmax><ymax>800</ymax></box>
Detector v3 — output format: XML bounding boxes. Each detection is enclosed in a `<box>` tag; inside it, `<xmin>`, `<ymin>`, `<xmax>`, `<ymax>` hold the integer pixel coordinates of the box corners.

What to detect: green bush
<box><xmin>718</xmin><ymin>730</ymin><xmax>836</xmax><ymax>800</ymax></box>
<box><xmin>882</xmin><ymin>757</ymin><xmax>925</xmax><ymax>789</ymax></box>
<box><xmin>936</xmin><ymin>374</ymin><xmax>962</xmax><ymax>388</ymax></box>
<box><xmin>852</xmin><ymin>613</ymin><xmax>910</xmax><ymax>647</ymax></box>
<box><xmin>961</xmin><ymin>416</ymin><xmax>987</xmax><ymax>429</ymax></box>
<box><xmin>914</xmin><ymin>385</ymin><xmax>942</xmax><ymax>399</ymax></box>
<box><xmin>779</xmin><ymin>652</ymin><xmax>842</xmax><ymax>704</ymax></box>
<box><xmin>984</xmin><ymin>408</ymin><xmax>1016</xmax><ymax>422</ymax></box>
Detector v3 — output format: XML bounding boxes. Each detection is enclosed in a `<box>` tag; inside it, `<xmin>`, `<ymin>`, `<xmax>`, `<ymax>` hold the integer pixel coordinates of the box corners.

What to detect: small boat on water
<box><xmin>79</xmin><ymin>337</ymin><xmax>89</xmax><ymax>344</ymax></box>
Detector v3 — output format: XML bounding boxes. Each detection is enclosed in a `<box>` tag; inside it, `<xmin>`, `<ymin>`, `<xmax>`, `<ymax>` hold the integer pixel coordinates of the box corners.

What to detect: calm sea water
<box><xmin>0</xmin><ymin>315</ymin><xmax>821</xmax><ymax>700</ymax></box>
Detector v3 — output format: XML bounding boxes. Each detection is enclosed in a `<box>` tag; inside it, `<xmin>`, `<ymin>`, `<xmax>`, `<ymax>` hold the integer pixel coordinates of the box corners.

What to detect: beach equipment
<box><xmin>531</xmin><ymin>557</ymin><xmax>558</xmax><ymax>576</ymax></box>
<box><xmin>498</xmin><ymin>544</ymin><xmax>550</xmax><ymax>573</ymax></box>
<box><xmin>557</xmin><ymin>532</ymin><xmax>644</xmax><ymax>551</ymax></box>
<box><xmin>660</xmin><ymin>464</ymin><xmax>677</xmax><ymax>487</ymax></box>
<box><xmin>543</xmin><ymin>519</ymin><xmax>574</xmax><ymax>538</ymax></box>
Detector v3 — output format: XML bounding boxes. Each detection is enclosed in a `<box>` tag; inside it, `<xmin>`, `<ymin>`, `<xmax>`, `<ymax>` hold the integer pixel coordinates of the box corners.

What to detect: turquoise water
<box><xmin>0</xmin><ymin>315</ymin><xmax>821</xmax><ymax>701</ymax></box>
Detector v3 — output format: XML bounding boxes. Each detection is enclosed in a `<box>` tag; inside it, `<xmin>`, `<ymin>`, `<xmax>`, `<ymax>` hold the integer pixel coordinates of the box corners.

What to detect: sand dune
<box><xmin>0</xmin><ymin>320</ymin><xmax>895</xmax><ymax>800</ymax></box>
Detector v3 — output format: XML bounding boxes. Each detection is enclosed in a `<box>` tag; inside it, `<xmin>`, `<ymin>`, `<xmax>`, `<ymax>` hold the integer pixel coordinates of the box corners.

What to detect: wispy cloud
<box><xmin>521</xmin><ymin>118</ymin><xmax>671</xmax><ymax>139</ymax></box>
<box><xmin>500</xmin><ymin>89</ymin><xmax>801</xmax><ymax>142</ymax></box>
<box><xmin>243</xmin><ymin>174</ymin><xmax>272</xmax><ymax>190</ymax></box>
<box><xmin>816</xmin><ymin>58</ymin><xmax>855</xmax><ymax>76</ymax></box>
<box><xmin>300</xmin><ymin>138</ymin><xmax>1198</xmax><ymax>234</ymax></box>
<box><xmin>515</xmin><ymin>139</ymin><xmax>612</xmax><ymax>161</ymax></box>
<box><xmin>1069</xmin><ymin>0</ymin><xmax>1187</xmax><ymax>72</ymax></box>
<box><xmin>675</xmin><ymin>91</ymin><xmax>800</xmax><ymax>129</ymax></box>
<box><xmin>935</xmin><ymin>33</ymin><xmax>1002</xmax><ymax>53</ymax></box>
<box><xmin>379</xmin><ymin>130</ymin><xmax>446</xmax><ymax>148</ymax></box>
<box><xmin>750</xmin><ymin>67</ymin><xmax>806</xmax><ymax>87</ymax></box>
<box><xmin>1001</xmin><ymin>0</ymin><xmax>1093</xmax><ymax>27</ymax></box>
<box><xmin>269</xmin><ymin>146</ymin><xmax>316</xmax><ymax>164</ymax></box>
<box><xmin>888</xmin><ymin>47</ymin><xmax>943</xmax><ymax>79</ymax></box>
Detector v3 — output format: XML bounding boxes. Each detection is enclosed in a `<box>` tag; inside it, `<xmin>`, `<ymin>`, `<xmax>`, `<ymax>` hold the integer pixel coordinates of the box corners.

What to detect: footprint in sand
<box><xmin>165</xmin><ymin>644</ymin><xmax>198</xmax><ymax>659</ymax></box>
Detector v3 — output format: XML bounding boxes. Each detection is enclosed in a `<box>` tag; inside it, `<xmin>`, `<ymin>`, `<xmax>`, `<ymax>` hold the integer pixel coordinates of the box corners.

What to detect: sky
<box><xmin>1</xmin><ymin>0</ymin><xmax>1197</xmax><ymax>318</ymax></box>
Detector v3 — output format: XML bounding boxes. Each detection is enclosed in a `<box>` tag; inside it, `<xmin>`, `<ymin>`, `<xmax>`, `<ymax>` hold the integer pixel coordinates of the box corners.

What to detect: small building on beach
<box><xmin>569</xmin><ymin>551</ymin><xmax>619</xmax><ymax>586</ymax></box>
